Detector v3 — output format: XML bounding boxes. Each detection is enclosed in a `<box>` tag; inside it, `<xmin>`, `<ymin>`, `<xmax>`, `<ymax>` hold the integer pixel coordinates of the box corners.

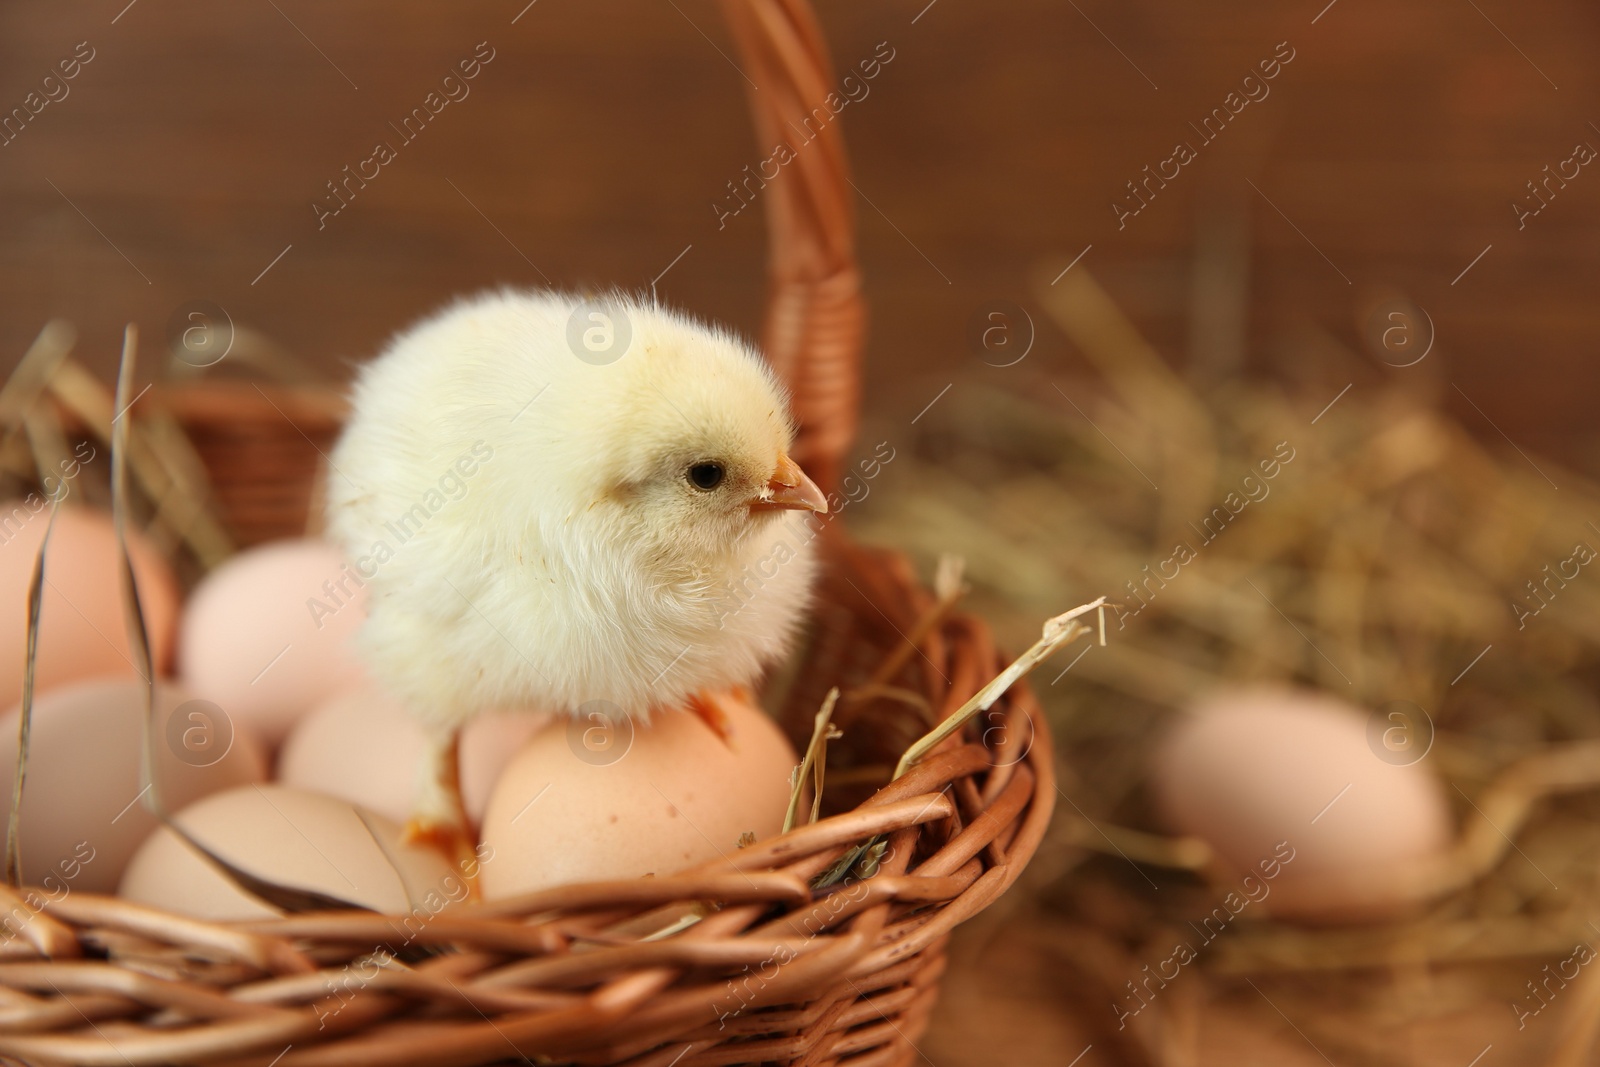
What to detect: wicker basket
<box><xmin>0</xmin><ymin>3</ymin><xmax>1055</xmax><ymax>1063</ymax></box>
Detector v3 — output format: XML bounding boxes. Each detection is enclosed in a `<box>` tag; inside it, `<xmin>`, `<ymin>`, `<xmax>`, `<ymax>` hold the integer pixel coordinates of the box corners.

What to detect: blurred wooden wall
<box><xmin>2</xmin><ymin>0</ymin><xmax>1596</xmax><ymax>471</ymax></box>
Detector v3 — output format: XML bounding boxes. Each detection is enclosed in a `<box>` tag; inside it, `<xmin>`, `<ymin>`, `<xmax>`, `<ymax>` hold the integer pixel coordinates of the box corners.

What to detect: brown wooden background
<box><xmin>2</xmin><ymin>0</ymin><xmax>1597</xmax><ymax>473</ymax></box>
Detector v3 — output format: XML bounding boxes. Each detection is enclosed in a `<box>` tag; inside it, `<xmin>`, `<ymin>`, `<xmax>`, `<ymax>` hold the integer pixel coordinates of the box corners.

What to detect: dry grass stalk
<box><xmin>4</xmin><ymin>497</ymin><xmax>59</xmax><ymax>888</ymax></box>
<box><xmin>50</xmin><ymin>357</ymin><xmax>234</xmax><ymax>567</ymax></box>
<box><xmin>784</xmin><ymin>687</ymin><xmax>841</xmax><ymax>834</ymax></box>
<box><xmin>894</xmin><ymin>597</ymin><xmax>1105</xmax><ymax>780</ymax></box>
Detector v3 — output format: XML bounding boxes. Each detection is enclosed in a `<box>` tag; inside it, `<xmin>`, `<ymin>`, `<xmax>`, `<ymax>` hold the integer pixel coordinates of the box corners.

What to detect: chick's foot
<box><xmin>403</xmin><ymin>816</ymin><xmax>481</xmax><ymax>894</ymax></box>
<box><xmin>685</xmin><ymin>688</ymin><xmax>752</xmax><ymax>751</ymax></box>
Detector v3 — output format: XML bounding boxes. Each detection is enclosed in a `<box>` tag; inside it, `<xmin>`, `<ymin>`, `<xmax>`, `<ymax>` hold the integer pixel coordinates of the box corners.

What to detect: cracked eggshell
<box><xmin>179</xmin><ymin>539</ymin><xmax>368</xmax><ymax>747</ymax></box>
<box><xmin>478</xmin><ymin>694</ymin><xmax>797</xmax><ymax>899</ymax></box>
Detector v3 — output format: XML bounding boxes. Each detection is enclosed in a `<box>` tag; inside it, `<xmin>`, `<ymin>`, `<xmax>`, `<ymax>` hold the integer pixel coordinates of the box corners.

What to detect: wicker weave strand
<box><xmin>0</xmin><ymin>662</ymin><xmax>1052</xmax><ymax>1065</ymax></box>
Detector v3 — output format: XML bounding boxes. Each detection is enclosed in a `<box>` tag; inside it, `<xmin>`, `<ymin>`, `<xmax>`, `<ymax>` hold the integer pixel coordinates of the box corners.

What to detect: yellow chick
<box><xmin>326</xmin><ymin>290</ymin><xmax>828</xmax><ymax>857</ymax></box>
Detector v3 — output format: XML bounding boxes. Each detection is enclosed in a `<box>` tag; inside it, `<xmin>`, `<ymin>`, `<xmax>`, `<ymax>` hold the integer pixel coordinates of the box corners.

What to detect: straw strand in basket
<box><xmin>3</xmin><ymin>497</ymin><xmax>58</xmax><ymax>891</ymax></box>
<box><xmin>107</xmin><ymin>328</ymin><xmax>376</xmax><ymax>920</ymax></box>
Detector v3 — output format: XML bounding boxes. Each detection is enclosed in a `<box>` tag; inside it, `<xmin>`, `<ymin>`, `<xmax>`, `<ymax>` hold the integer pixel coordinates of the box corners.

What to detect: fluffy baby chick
<box><xmin>326</xmin><ymin>289</ymin><xmax>828</xmax><ymax>856</ymax></box>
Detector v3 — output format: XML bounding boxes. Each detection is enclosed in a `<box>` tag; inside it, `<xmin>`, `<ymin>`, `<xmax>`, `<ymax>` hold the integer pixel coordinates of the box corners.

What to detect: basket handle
<box><xmin>720</xmin><ymin>0</ymin><xmax>864</xmax><ymax>494</ymax></box>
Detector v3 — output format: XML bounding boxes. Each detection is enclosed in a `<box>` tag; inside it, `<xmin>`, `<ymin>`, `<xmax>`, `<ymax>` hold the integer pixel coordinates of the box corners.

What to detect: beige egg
<box><xmin>278</xmin><ymin>684</ymin><xmax>548</xmax><ymax>826</ymax></box>
<box><xmin>1150</xmin><ymin>687</ymin><xmax>1453</xmax><ymax>921</ymax></box>
<box><xmin>479</xmin><ymin>694</ymin><xmax>797</xmax><ymax>899</ymax></box>
<box><xmin>0</xmin><ymin>501</ymin><xmax>180</xmax><ymax>705</ymax></box>
<box><xmin>179</xmin><ymin>539</ymin><xmax>369</xmax><ymax>747</ymax></box>
<box><xmin>0</xmin><ymin>678</ymin><xmax>266</xmax><ymax>893</ymax></box>
<box><xmin>120</xmin><ymin>784</ymin><xmax>466</xmax><ymax>922</ymax></box>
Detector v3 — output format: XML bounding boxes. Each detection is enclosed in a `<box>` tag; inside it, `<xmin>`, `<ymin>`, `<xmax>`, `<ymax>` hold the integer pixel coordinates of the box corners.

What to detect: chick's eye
<box><xmin>687</xmin><ymin>462</ymin><xmax>725</xmax><ymax>491</ymax></box>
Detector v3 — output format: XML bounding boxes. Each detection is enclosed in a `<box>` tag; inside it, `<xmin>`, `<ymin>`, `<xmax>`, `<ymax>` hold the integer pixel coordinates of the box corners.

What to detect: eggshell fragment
<box><xmin>0</xmin><ymin>501</ymin><xmax>179</xmax><ymax>704</ymax></box>
<box><xmin>0</xmin><ymin>678</ymin><xmax>266</xmax><ymax>893</ymax></box>
<box><xmin>179</xmin><ymin>539</ymin><xmax>369</xmax><ymax>746</ymax></box>
<box><xmin>119</xmin><ymin>784</ymin><xmax>463</xmax><ymax>922</ymax></box>
<box><xmin>278</xmin><ymin>684</ymin><xmax>548</xmax><ymax>826</ymax></box>
<box><xmin>1150</xmin><ymin>687</ymin><xmax>1453</xmax><ymax>921</ymax></box>
<box><xmin>479</xmin><ymin>694</ymin><xmax>797</xmax><ymax>899</ymax></box>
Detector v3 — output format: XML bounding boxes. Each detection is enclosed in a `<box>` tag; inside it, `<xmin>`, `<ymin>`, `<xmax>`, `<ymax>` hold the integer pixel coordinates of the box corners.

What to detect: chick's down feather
<box><xmin>326</xmin><ymin>290</ymin><xmax>823</xmax><ymax>736</ymax></box>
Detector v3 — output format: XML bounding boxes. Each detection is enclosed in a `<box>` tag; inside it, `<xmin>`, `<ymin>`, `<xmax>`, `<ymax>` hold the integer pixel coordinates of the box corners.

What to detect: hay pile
<box><xmin>852</xmin><ymin>266</ymin><xmax>1600</xmax><ymax>1065</ymax></box>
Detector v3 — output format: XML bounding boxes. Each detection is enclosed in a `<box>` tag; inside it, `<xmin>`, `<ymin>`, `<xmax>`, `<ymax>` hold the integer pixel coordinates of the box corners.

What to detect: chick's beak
<box><xmin>752</xmin><ymin>452</ymin><xmax>829</xmax><ymax>514</ymax></box>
